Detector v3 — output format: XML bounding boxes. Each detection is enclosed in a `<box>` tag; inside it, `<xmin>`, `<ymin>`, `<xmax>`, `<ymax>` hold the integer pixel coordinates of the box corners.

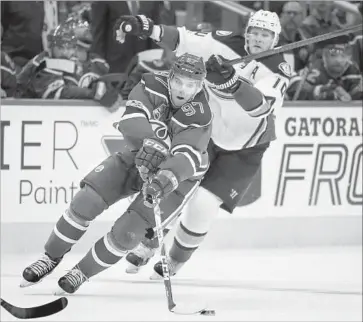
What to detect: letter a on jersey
<box><xmin>278</xmin><ymin>62</ymin><xmax>292</xmax><ymax>77</ymax></box>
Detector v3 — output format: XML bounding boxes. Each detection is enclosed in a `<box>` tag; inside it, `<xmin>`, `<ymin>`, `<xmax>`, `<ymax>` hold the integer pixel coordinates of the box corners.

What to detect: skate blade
<box><xmin>125</xmin><ymin>264</ymin><xmax>141</xmax><ymax>274</ymax></box>
<box><xmin>53</xmin><ymin>286</ymin><xmax>67</xmax><ymax>296</ymax></box>
<box><xmin>149</xmin><ymin>271</ymin><xmax>163</xmax><ymax>280</ymax></box>
<box><xmin>19</xmin><ymin>279</ymin><xmax>40</xmax><ymax>288</ymax></box>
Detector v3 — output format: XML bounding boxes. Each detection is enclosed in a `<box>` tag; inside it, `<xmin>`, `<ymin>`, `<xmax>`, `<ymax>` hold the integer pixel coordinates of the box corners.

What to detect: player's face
<box><xmin>247</xmin><ymin>27</ymin><xmax>274</xmax><ymax>54</ymax></box>
<box><xmin>169</xmin><ymin>75</ymin><xmax>201</xmax><ymax>107</ymax></box>
<box><xmin>52</xmin><ymin>44</ymin><xmax>77</xmax><ymax>60</ymax></box>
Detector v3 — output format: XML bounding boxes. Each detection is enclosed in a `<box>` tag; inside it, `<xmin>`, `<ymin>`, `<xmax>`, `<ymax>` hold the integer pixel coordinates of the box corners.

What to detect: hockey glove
<box><xmin>143</xmin><ymin>170</ymin><xmax>179</xmax><ymax>208</ymax></box>
<box><xmin>334</xmin><ymin>86</ymin><xmax>352</xmax><ymax>102</ymax></box>
<box><xmin>205</xmin><ymin>54</ymin><xmax>240</xmax><ymax>93</ymax></box>
<box><xmin>91</xmin><ymin>80</ymin><xmax>122</xmax><ymax>112</ymax></box>
<box><xmin>313</xmin><ymin>83</ymin><xmax>337</xmax><ymax>100</ymax></box>
<box><xmin>114</xmin><ymin>15</ymin><xmax>154</xmax><ymax>44</ymax></box>
<box><xmin>135</xmin><ymin>137</ymin><xmax>169</xmax><ymax>176</ymax></box>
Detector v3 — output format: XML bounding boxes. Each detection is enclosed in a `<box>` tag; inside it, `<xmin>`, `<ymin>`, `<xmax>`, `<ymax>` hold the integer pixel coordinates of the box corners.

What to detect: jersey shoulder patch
<box><xmin>173</xmin><ymin>91</ymin><xmax>212</xmax><ymax>128</ymax></box>
<box><xmin>215</xmin><ymin>30</ymin><xmax>233</xmax><ymax>37</ymax></box>
<box><xmin>259</xmin><ymin>54</ymin><xmax>292</xmax><ymax>79</ymax></box>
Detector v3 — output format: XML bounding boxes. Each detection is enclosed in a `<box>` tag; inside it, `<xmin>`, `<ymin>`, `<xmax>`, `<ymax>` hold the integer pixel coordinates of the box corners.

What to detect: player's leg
<box><xmin>125</xmin><ymin>217</ymin><xmax>177</xmax><ymax>274</ymax></box>
<box><xmin>153</xmin><ymin>142</ymin><xmax>270</xmax><ymax>277</ymax></box>
<box><xmin>57</xmin><ymin>180</ymin><xmax>200</xmax><ymax>293</ymax></box>
<box><xmin>151</xmin><ymin>186</ymin><xmax>221</xmax><ymax>278</ymax></box>
<box><xmin>57</xmin><ymin>194</ymin><xmax>150</xmax><ymax>294</ymax></box>
<box><xmin>21</xmin><ymin>154</ymin><xmax>140</xmax><ymax>287</ymax></box>
<box><xmin>124</xmin><ymin>142</ymin><xmax>220</xmax><ymax>274</ymax></box>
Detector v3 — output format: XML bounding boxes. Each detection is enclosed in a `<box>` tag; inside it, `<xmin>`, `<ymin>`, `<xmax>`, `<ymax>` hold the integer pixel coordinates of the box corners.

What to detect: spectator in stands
<box><xmin>350</xmin><ymin>32</ymin><xmax>363</xmax><ymax>73</ymax></box>
<box><xmin>16</xmin><ymin>18</ymin><xmax>121</xmax><ymax>111</ymax></box>
<box><xmin>300</xmin><ymin>1</ymin><xmax>342</xmax><ymax>38</ymax></box>
<box><xmin>1</xmin><ymin>25</ymin><xmax>17</xmax><ymax>98</ymax></box>
<box><xmin>90</xmin><ymin>1</ymin><xmax>174</xmax><ymax>73</ymax></box>
<box><xmin>349</xmin><ymin>2</ymin><xmax>363</xmax><ymax>73</ymax></box>
<box><xmin>279</xmin><ymin>1</ymin><xmax>308</xmax><ymax>72</ymax></box>
<box><xmin>1</xmin><ymin>1</ymin><xmax>44</xmax><ymax>70</ymax></box>
<box><xmin>1</xmin><ymin>51</ymin><xmax>17</xmax><ymax>98</ymax></box>
<box><xmin>287</xmin><ymin>36</ymin><xmax>362</xmax><ymax>101</ymax></box>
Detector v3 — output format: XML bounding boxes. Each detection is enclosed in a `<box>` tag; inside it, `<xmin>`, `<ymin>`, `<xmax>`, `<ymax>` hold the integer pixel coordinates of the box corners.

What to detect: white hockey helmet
<box><xmin>245</xmin><ymin>10</ymin><xmax>281</xmax><ymax>51</ymax></box>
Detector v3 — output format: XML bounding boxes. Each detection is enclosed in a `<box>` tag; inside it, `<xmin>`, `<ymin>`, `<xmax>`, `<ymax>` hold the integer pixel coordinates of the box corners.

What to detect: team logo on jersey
<box><xmin>150</xmin><ymin>120</ymin><xmax>171</xmax><ymax>147</ymax></box>
<box><xmin>216</xmin><ymin>30</ymin><xmax>233</xmax><ymax>37</ymax></box>
<box><xmin>153</xmin><ymin>103</ymin><xmax>167</xmax><ymax>120</ymax></box>
<box><xmin>278</xmin><ymin>62</ymin><xmax>292</xmax><ymax>77</ymax></box>
<box><xmin>94</xmin><ymin>165</ymin><xmax>104</xmax><ymax>172</ymax></box>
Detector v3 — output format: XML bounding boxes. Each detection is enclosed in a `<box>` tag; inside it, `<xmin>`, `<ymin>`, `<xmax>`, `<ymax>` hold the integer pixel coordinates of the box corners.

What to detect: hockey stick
<box><xmin>151</xmin><ymin>198</ymin><xmax>215</xmax><ymax>316</ymax></box>
<box><xmin>0</xmin><ymin>297</ymin><xmax>68</xmax><ymax>319</ymax></box>
<box><xmin>229</xmin><ymin>23</ymin><xmax>363</xmax><ymax>65</ymax></box>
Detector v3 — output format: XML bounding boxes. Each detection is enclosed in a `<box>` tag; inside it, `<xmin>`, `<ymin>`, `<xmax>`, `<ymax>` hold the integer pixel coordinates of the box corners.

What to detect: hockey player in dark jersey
<box><xmin>114</xmin><ymin>10</ymin><xmax>292</xmax><ymax>277</ymax></box>
<box><xmin>20</xmin><ymin>53</ymin><xmax>212</xmax><ymax>294</ymax></box>
<box><xmin>287</xmin><ymin>37</ymin><xmax>362</xmax><ymax>101</ymax></box>
<box><xmin>16</xmin><ymin>17</ymin><xmax>120</xmax><ymax>110</ymax></box>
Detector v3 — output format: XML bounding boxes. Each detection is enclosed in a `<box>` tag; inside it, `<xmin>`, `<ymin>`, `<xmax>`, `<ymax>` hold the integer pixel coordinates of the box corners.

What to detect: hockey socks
<box><xmin>77</xmin><ymin>233</ymin><xmax>127</xmax><ymax>278</ymax></box>
<box><xmin>170</xmin><ymin>221</ymin><xmax>207</xmax><ymax>262</ymax></box>
<box><xmin>44</xmin><ymin>209</ymin><xmax>90</xmax><ymax>259</ymax></box>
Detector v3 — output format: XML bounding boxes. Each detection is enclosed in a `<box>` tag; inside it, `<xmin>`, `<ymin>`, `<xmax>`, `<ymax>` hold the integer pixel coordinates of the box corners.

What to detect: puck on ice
<box><xmin>201</xmin><ymin>309</ymin><xmax>216</xmax><ymax>316</ymax></box>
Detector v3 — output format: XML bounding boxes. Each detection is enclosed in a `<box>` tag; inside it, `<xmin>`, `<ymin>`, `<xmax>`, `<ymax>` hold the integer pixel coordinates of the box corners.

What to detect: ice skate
<box><xmin>150</xmin><ymin>256</ymin><xmax>183</xmax><ymax>280</ymax></box>
<box><xmin>125</xmin><ymin>243</ymin><xmax>156</xmax><ymax>274</ymax></box>
<box><xmin>56</xmin><ymin>266</ymin><xmax>88</xmax><ymax>295</ymax></box>
<box><xmin>20</xmin><ymin>253</ymin><xmax>62</xmax><ymax>288</ymax></box>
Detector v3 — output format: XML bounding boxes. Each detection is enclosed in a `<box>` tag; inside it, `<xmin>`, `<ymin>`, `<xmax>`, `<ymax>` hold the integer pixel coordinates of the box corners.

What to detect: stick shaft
<box><xmin>153</xmin><ymin>201</ymin><xmax>176</xmax><ymax>311</ymax></box>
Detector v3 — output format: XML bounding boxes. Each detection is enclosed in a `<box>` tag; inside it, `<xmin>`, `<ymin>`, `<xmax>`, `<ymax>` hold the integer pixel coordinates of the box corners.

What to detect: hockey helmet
<box><xmin>245</xmin><ymin>10</ymin><xmax>281</xmax><ymax>51</ymax></box>
<box><xmin>168</xmin><ymin>53</ymin><xmax>206</xmax><ymax>107</ymax></box>
<box><xmin>170</xmin><ymin>53</ymin><xmax>206</xmax><ymax>81</ymax></box>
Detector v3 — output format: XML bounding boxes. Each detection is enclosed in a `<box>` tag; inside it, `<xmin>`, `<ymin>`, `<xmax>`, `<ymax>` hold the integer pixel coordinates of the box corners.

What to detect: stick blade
<box><xmin>1</xmin><ymin>297</ymin><xmax>68</xmax><ymax>319</ymax></box>
<box><xmin>170</xmin><ymin>302</ymin><xmax>209</xmax><ymax>315</ymax></box>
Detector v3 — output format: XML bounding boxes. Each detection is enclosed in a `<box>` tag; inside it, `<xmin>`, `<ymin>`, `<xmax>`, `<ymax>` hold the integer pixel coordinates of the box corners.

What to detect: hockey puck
<box><xmin>200</xmin><ymin>309</ymin><xmax>216</xmax><ymax>316</ymax></box>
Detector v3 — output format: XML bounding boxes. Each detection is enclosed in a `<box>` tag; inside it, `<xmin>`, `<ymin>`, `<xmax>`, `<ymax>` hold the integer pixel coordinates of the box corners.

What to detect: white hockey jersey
<box><xmin>159</xmin><ymin>27</ymin><xmax>292</xmax><ymax>150</ymax></box>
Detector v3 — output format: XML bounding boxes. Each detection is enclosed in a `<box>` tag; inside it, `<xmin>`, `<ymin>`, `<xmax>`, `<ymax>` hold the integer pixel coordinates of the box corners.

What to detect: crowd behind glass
<box><xmin>1</xmin><ymin>1</ymin><xmax>362</xmax><ymax>102</ymax></box>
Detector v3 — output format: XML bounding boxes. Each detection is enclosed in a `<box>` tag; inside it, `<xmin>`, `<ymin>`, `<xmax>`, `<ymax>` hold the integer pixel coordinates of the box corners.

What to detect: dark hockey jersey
<box><xmin>288</xmin><ymin>59</ymin><xmax>362</xmax><ymax>100</ymax></box>
<box><xmin>117</xmin><ymin>72</ymin><xmax>212</xmax><ymax>182</ymax></box>
<box><xmin>158</xmin><ymin>26</ymin><xmax>291</xmax><ymax>150</ymax></box>
<box><xmin>16</xmin><ymin>51</ymin><xmax>109</xmax><ymax>99</ymax></box>
<box><xmin>350</xmin><ymin>34</ymin><xmax>363</xmax><ymax>73</ymax></box>
<box><xmin>1</xmin><ymin>51</ymin><xmax>17</xmax><ymax>97</ymax></box>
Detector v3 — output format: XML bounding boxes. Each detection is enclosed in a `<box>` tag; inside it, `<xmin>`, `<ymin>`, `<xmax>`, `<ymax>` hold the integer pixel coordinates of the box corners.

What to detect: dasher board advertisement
<box><xmin>1</xmin><ymin>100</ymin><xmax>362</xmax><ymax>223</ymax></box>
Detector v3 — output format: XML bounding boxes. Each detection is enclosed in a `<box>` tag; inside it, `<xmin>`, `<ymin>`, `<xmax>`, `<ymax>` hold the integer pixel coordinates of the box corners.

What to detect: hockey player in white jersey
<box><xmin>114</xmin><ymin>10</ymin><xmax>292</xmax><ymax>277</ymax></box>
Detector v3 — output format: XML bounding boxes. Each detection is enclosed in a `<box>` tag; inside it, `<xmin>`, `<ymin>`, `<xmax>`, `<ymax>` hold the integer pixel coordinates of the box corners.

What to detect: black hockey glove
<box><xmin>91</xmin><ymin>80</ymin><xmax>122</xmax><ymax>113</ymax></box>
<box><xmin>143</xmin><ymin>170</ymin><xmax>179</xmax><ymax>208</ymax></box>
<box><xmin>135</xmin><ymin>138</ymin><xmax>169</xmax><ymax>178</ymax></box>
<box><xmin>114</xmin><ymin>15</ymin><xmax>154</xmax><ymax>44</ymax></box>
<box><xmin>205</xmin><ymin>55</ymin><xmax>240</xmax><ymax>93</ymax></box>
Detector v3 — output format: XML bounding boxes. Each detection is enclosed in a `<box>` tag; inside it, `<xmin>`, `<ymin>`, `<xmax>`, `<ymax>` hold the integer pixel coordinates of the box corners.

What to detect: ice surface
<box><xmin>1</xmin><ymin>247</ymin><xmax>362</xmax><ymax>321</ymax></box>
